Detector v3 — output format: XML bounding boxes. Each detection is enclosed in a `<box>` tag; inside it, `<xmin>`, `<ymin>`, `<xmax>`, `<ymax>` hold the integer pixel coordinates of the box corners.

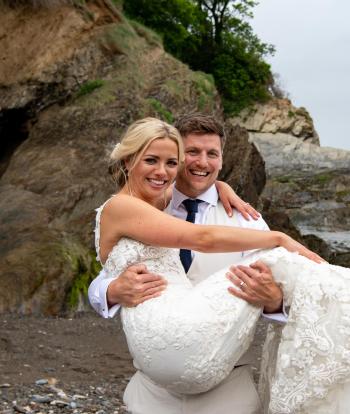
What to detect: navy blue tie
<box><xmin>180</xmin><ymin>199</ymin><xmax>202</xmax><ymax>272</ymax></box>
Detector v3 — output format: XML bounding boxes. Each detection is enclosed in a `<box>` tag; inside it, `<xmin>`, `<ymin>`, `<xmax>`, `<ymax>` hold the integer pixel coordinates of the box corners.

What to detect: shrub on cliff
<box><xmin>0</xmin><ymin>0</ymin><xmax>71</xmax><ymax>7</ymax></box>
<box><xmin>123</xmin><ymin>0</ymin><xmax>274</xmax><ymax>114</ymax></box>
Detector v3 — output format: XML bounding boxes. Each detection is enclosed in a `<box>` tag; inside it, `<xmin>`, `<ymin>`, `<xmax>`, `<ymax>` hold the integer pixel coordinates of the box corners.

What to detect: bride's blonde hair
<box><xmin>110</xmin><ymin>117</ymin><xmax>184</xmax><ymax>187</ymax></box>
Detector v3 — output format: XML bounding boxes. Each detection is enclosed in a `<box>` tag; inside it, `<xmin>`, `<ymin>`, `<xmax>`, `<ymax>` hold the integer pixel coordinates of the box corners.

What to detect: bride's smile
<box><xmin>124</xmin><ymin>138</ymin><xmax>179</xmax><ymax>206</ymax></box>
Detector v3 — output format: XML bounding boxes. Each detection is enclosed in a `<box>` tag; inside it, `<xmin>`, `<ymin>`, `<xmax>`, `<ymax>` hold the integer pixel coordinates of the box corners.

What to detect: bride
<box><xmin>95</xmin><ymin>117</ymin><xmax>350</xmax><ymax>413</ymax></box>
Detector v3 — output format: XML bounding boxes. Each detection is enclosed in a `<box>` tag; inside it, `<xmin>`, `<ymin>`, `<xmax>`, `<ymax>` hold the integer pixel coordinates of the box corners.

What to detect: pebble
<box><xmin>1</xmin><ymin>380</ymin><xmax>130</xmax><ymax>414</ymax></box>
<box><xmin>50</xmin><ymin>399</ymin><xmax>70</xmax><ymax>407</ymax></box>
<box><xmin>35</xmin><ymin>379</ymin><xmax>48</xmax><ymax>386</ymax></box>
<box><xmin>72</xmin><ymin>394</ymin><xmax>87</xmax><ymax>399</ymax></box>
<box><xmin>32</xmin><ymin>394</ymin><xmax>52</xmax><ymax>403</ymax></box>
<box><xmin>47</xmin><ymin>377</ymin><xmax>58</xmax><ymax>386</ymax></box>
<box><xmin>56</xmin><ymin>390</ymin><xmax>69</xmax><ymax>400</ymax></box>
<box><xmin>13</xmin><ymin>404</ymin><xmax>29</xmax><ymax>413</ymax></box>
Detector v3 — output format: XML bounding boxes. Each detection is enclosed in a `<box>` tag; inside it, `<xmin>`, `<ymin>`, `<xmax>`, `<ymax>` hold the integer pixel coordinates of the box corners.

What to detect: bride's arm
<box><xmin>99</xmin><ymin>194</ymin><xmax>322</xmax><ymax>264</ymax></box>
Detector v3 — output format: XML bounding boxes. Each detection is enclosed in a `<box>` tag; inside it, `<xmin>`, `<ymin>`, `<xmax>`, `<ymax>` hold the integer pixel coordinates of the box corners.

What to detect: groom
<box><xmin>89</xmin><ymin>113</ymin><xmax>286</xmax><ymax>414</ymax></box>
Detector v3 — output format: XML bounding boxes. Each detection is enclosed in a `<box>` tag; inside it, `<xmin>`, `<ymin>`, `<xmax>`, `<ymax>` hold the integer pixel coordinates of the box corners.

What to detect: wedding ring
<box><xmin>240</xmin><ymin>281</ymin><xmax>245</xmax><ymax>287</ymax></box>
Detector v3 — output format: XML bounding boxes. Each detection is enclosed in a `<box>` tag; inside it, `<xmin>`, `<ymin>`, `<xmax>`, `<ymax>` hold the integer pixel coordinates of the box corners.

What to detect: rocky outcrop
<box><xmin>230</xmin><ymin>99</ymin><xmax>350</xmax><ymax>266</ymax></box>
<box><xmin>251</xmin><ymin>133</ymin><xmax>350</xmax><ymax>266</ymax></box>
<box><xmin>0</xmin><ymin>2</ymin><xmax>263</xmax><ymax>314</ymax></box>
<box><xmin>0</xmin><ymin>1</ymin><xmax>122</xmax><ymax>110</ymax></box>
<box><xmin>219</xmin><ymin>122</ymin><xmax>266</xmax><ymax>205</ymax></box>
<box><xmin>231</xmin><ymin>98</ymin><xmax>320</xmax><ymax>145</ymax></box>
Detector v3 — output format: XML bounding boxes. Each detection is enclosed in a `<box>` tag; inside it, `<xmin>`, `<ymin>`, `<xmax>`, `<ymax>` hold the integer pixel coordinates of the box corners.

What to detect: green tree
<box><xmin>123</xmin><ymin>0</ymin><xmax>202</xmax><ymax>58</ymax></box>
<box><xmin>123</xmin><ymin>0</ymin><xmax>274</xmax><ymax>114</ymax></box>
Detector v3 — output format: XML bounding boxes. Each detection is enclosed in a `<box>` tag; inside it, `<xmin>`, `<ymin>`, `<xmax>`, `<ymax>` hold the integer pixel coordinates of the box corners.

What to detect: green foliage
<box><xmin>129</xmin><ymin>19</ymin><xmax>162</xmax><ymax>47</ymax></box>
<box><xmin>123</xmin><ymin>0</ymin><xmax>201</xmax><ymax>59</ymax></box>
<box><xmin>102</xmin><ymin>20</ymin><xmax>138</xmax><ymax>55</ymax></box>
<box><xmin>77</xmin><ymin>79</ymin><xmax>105</xmax><ymax>97</ymax></box>
<box><xmin>147</xmin><ymin>98</ymin><xmax>174</xmax><ymax>123</ymax></box>
<box><xmin>110</xmin><ymin>0</ymin><xmax>123</xmax><ymax>10</ymax></box>
<box><xmin>313</xmin><ymin>173</ymin><xmax>334</xmax><ymax>185</ymax></box>
<box><xmin>67</xmin><ymin>252</ymin><xmax>101</xmax><ymax>309</ymax></box>
<box><xmin>191</xmin><ymin>71</ymin><xmax>216</xmax><ymax>111</ymax></box>
<box><xmin>212</xmin><ymin>38</ymin><xmax>271</xmax><ymax>113</ymax></box>
<box><xmin>0</xmin><ymin>0</ymin><xmax>71</xmax><ymax>7</ymax></box>
<box><xmin>275</xmin><ymin>176</ymin><xmax>292</xmax><ymax>184</ymax></box>
<box><xmin>123</xmin><ymin>0</ymin><xmax>274</xmax><ymax>114</ymax></box>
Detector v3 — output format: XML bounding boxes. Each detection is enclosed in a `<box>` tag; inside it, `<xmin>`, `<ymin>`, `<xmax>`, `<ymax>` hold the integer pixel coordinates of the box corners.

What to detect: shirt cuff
<box><xmin>262</xmin><ymin>300</ymin><xmax>288</xmax><ymax>324</ymax></box>
<box><xmin>99</xmin><ymin>278</ymin><xmax>121</xmax><ymax>318</ymax></box>
<box><xmin>89</xmin><ymin>276</ymin><xmax>121</xmax><ymax>318</ymax></box>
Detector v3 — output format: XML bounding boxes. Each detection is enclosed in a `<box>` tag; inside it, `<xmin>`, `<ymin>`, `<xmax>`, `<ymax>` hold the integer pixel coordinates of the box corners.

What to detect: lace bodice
<box><xmin>94</xmin><ymin>200</ymin><xmax>190</xmax><ymax>287</ymax></box>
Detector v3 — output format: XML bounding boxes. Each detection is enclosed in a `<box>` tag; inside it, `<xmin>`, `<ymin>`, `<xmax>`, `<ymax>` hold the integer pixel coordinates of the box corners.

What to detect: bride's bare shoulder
<box><xmin>102</xmin><ymin>193</ymin><xmax>154</xmax><ymax>218</ymax></box>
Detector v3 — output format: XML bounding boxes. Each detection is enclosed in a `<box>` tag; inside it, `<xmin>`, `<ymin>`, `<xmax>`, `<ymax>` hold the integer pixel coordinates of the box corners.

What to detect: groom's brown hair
<box><xmin>174</xmin><ymin>113</ymin><xmax>226</xmax><ymax>149</ymax></box>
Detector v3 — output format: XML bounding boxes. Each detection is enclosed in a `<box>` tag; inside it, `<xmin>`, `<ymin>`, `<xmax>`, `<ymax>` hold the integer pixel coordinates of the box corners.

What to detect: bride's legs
<box><xmin>121</xmin><ymin>252</ymin><xmax>267</xmax><ymax>394</ymax></box>
<box><xmin>122</xmin><ymin>246</ymin><xmax>350</xmax><ymax>399</ymax></box>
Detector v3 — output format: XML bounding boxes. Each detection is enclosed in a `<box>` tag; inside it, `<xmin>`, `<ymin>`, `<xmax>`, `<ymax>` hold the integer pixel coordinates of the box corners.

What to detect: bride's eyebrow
<box><xmin>143</xmin><ymin>153</ymin><xmax>159</xmax><ymax>158</ymax></box>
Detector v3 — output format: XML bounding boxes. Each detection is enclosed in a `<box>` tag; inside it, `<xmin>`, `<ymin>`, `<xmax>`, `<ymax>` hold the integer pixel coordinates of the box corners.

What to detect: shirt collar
<box><xmin>172</xmin><ymin>184</ymin><xmax>219</xmax><ymax>209</ymax></box>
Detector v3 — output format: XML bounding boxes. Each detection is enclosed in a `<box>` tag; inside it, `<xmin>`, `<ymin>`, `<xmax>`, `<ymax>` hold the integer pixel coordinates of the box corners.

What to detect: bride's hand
<box><xmin>215</xmin><ymin>181</ymin><xmax>260</xmax><ymax>220</ymax></box>
<box><xmin>279</xmin><ymin>233</ymin><xmax>326</xmax><ymax>263</ymax></box>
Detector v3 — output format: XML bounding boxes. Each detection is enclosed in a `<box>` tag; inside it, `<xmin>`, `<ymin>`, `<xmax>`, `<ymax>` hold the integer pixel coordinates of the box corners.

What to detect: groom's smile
<box><xmin>190</xmin><ymin>170</ymin><xmax>209</xmax><ymax>177</ymax></box>
<box><xmin>175</xmin><ymin>133</ymin><xmax>223</xmax><ymax>198</ymax></box>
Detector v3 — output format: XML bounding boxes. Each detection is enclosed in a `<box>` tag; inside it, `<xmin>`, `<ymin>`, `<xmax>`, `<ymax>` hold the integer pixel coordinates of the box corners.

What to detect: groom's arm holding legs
<box><xmin>88</xmin><ymin>265</ymin><xmax>167</xmax><ymax>318</ymax></box>
<box><xmin>227</xmin><ymin>261</ymin><xmax>283</xmax><ymax>313</ymax></box>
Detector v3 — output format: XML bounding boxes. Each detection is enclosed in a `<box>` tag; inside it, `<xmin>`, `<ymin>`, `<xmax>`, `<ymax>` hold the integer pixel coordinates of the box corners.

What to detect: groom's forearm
<box><xmin>262</xmin><ymin>289</ymin><xmax>283</xmax><ymax>314</ymax></box>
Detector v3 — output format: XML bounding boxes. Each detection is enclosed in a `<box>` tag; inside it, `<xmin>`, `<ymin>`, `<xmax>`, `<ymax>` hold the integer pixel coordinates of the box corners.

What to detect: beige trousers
<box><xmin>124</xmin><ymin>365</ymin><xmax>262</xmax><ymax>414</ymax></box>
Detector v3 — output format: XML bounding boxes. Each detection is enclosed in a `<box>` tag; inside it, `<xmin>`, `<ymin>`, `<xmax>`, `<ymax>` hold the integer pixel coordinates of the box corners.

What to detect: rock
<box><xmin>250</xmin><ymin>132</ymin><xmax>350</xmax><ymax>176</ymax></box>
<box><xmin>231</xmin><ymin>98</ymin><xmax>320</xmax><ymax>144</ymax></box>
<box><xmin>50</xmin><ymin>400</ymin><xmax>70</xmax><ymax>407</ymax></box>
<box><xmin>250</xmin><ymin>133</ymin><xmax>350</xmax><ymax>266</ymax></box>
<box><xmin>31</xmin><ymin>394</ymin><xmax>52</xmax><ymax>403</ymax></box>
<box><xmin>13</xmin><ymin>404</ymin><xmax>30</xmax><ymax>413</ymax></box>
<box><xmin>0</xmin><ymin>2</ymin><xmax>122</xmax><ymax>111</ymax></box>
<box><xmin>219</xmin><ymin>122</ymin><xmax>266</xmax><ymax>206</ymax></box>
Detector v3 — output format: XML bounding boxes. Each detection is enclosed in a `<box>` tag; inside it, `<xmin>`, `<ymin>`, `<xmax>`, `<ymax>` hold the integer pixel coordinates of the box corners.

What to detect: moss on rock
<box><xmin>63</xmin><ymin>246</ymin><xmax>101</xmax><ymax>310</ymax></box>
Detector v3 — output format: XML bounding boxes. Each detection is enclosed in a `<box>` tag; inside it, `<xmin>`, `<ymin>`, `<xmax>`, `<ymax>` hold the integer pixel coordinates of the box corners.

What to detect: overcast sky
<box><xmin>251</xmin><ymin>0</ymin><xmax>350</xmax><ymax>151</ymax></box>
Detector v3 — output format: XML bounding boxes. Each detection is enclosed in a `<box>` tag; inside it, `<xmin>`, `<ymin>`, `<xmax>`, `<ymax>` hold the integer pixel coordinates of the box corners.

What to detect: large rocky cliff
<box><xmin>232</xmin><ymin>100</ymin><xmax>350</xmax><ymax>267</ymax></box>
<box><xmin>1</xmin><ymin>1</ymin><xmax>349</xmax><ymax>315</ymax></box>
<box><xmin>0</xmin><ymin>1</ymin><xmax>266</xmax><ymax>314</ymax></box>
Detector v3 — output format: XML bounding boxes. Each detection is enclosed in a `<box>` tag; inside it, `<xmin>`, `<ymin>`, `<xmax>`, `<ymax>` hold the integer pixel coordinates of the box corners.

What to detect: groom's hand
<box><xmin>107</xmin><ymin>264</ymin><xmax>167</xmax><ymax>308</ymax></box>
<box><xmin>226</xmin><ymin>261</ymin><xmax>283</xmax><ymax>313</ymax></box>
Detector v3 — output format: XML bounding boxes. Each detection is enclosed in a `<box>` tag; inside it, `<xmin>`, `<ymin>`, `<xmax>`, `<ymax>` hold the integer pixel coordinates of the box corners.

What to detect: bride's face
<box><xmin>127</xmin><ymin>138</ymin><xmax>179</xmax><ymax>205</ymax></box>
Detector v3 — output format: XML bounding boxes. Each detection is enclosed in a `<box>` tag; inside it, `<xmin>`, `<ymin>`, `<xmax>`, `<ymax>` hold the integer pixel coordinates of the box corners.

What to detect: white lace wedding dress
<box><xmin>95</xmin><ymin>203</ymin><xmax>350</xmax><ymax>414</ymax></box>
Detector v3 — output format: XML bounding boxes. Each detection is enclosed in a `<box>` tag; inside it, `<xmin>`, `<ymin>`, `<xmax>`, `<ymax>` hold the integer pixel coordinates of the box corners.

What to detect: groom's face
<box><xmin>175</xmin><ymin>133</ymin><xmax>223</xmax><ymax>198</ymax></box>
